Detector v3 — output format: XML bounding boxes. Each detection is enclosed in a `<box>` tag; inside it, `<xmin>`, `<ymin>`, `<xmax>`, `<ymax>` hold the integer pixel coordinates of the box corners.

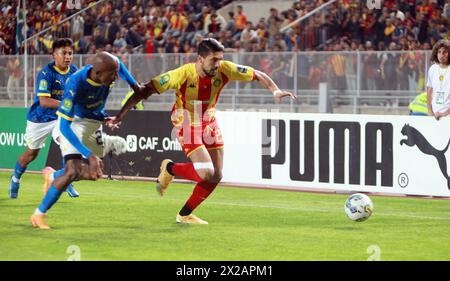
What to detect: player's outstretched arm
<box><xmin>115</xmin><ymin>57</ymin><xmax>148</xmax><ymax>96</ymax></box>
<box><xmin>106</xmin><ymin>80</ymin><xmax>157</xmax><ymax>130</ymax></box>
<box><xmin>116</xmin><ymin>58</ymin><xmax>138</xmax><ymax>86</ymax></box>
<box><xmin>253</xmin><ymin>69</ymin><xmax>297</xmax><ymax>103</ymax></box>
<box><xmin>38</xmin><ymin>96</ymin><xmax>61</xmax><ymax>108</ymax></box>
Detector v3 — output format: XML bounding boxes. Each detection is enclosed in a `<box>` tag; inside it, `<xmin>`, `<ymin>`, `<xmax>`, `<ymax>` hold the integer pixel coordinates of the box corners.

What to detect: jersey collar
<box><xmin>53</xmin><ymin>65</ymin><xmax>70</xmax><ymax>75</ymax></box>
<box><xmin>87</xmin><ymin>78</ymin><xmax>102</xmax><ymax>87</ymax></box>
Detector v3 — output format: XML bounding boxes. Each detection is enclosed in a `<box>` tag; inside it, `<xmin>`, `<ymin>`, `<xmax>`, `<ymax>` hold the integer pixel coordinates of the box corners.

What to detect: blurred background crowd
<box><xmin>1</xmin><ymin>0</ymin><xmax>449</xmax><ymax>56</ymax></box>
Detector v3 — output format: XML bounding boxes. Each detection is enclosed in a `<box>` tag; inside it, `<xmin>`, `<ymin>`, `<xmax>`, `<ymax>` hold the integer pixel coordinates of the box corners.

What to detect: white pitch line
<box><xmin>79</xmin><ymin>191</ymin><xmax>450</xmax><ymax>222</ymax></box>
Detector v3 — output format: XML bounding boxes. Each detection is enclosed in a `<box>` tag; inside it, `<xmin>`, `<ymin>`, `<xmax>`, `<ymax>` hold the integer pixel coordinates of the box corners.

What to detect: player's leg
<box><xmin>176</xmin><ymin>148</ymin><xmax>224</xmax><ymax>225</ymax></box>
<box><xmin>9</xmin><ymin>121</ymin><xmax>55</xmax><ymax>198</ymax></box>
<box><xmin>156</xmin><ymin>124</ymin><xmax>215</xmax><ymax>195</ymax></box>
<box><xmin>9</xmin><ymin>148</ymin><xmax>40</xmax><ymax>198</ymax></box>
<box><xmin>61</xmin><ymin>158</ymin><xmax>80</xmax><ymax>198</ymax></box>
<box><xmin>31</xmin><ymin>157</ymin><xmax>95</xmax><ymax>229</ymax></box>
<box><xmin>42</xmin><ymin>164</ymin><xmax>79</xmax><ymax>197</ymax></box>
<box><xmin>42</xmin><ymin>166</ymin><xmax>56</xmax><ymax>195</ymax></box>
<box><xmin>31</xmin><ymin>120</ymin><xmax>103</xmax><ymax>229</ymax></box>
<box><xmin>52</xmin><ymin>119</ymin><xmax>104</xmax><ymax>196</ymax></box>
<box><xmin>157</xmin><ymin>145</ymin><xmax>216</xmax><ymax>194</ymax></box>
<box><xmin>10</xmin><ymin>147</ymin><xmax>40</xmax><ymax>189</ymax></box>
<box><xmin>49</xmin><ymin>119</ymin><xmax>80</xmax><ymax>198</ymax></box>
<box><xmin>42</xmin><ymin>166</ymin><xmax>80</xmax><ymax>198</ymax></box>
<box><xmin>174</xmin><ymin>121</ymin><xmax>224</xmax><ymax>224</ymax></box>
<box><xmin>207</xmin><ymin>148</ymin><xmax>224</xmax><ymax>184</ymax></box>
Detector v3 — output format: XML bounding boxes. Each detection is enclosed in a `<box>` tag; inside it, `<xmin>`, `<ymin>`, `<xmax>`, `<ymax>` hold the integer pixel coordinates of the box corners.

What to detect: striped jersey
<box><xmin>150</xmin><ymin>60</ymin><xmax>255</xmax><ymax>126</ymax></box>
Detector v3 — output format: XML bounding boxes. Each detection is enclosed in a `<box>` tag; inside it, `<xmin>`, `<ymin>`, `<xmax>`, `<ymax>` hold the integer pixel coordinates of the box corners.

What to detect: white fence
<box><xmin>0</xmin><ymin>51</ymin><xmax>431</xmax><ymax>114</ymax></box>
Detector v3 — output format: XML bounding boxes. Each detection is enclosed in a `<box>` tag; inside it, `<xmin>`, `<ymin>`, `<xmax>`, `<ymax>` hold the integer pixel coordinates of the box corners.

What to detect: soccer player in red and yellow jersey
<box><xmin>110</xmin><ymin>38</ymin><xmax>296</xmax><ymax>224</ymax></box>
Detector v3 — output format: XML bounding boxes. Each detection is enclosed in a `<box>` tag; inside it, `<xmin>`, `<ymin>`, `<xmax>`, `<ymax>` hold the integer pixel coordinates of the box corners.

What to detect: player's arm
<box><xmin>57</xmin><ymin>79</ymin><xmax>102</xmax><ymax>178</ymax></box>
<box><xmin>59</xmin><ymin>117</ymin><xmax>103</xmax><ymax>179</ymax></box>
<box><xmin>426</xmin><ymin>67</ymin><xmax>435</xmax><ymax>117</ymax></box>
<box><xmin>36</xmin><ymin>72</ymin><xmax>60</xmax><ymax>108</ymax></box>
<box><xmin>103</xmin><ymin>59</ymin><xmax>147</xmax><ymax>129</ymax></box>
<box><xmin>117</xmin><ymin>60</ymin><xmax>137</xmax><ymax>86</ymax></box>
<box><xmin>115</xmin><ymin>58</ymin><xmax>147</xmax><ymax>97</ymax></box>
<box><xmin>107</xmin><ymin>80</ymin><xmax>158</xmax><ymax>130</ymax></box>
<box><xmin>222</xmin><ymin>61</ymin><xmax>296</xmax><ymax>102</ymax></box>
<box><xmin>253</xmin><ymin>69</ymin><xmax>296</xmax><ymax>102</ymax></box>
<box><xmin>57</xmin><ymin>87</ymin><xmax>93</xmax><ymax>159</ymax></box>
<box><xmin>39</xmin><ymin>96</ymin><xmax>60</xmax><ymax>108</ymax></box>
<box><xmin>109</xmin><ymin>68</ymin><xmax>184</xmax><ymax>128</ymax></box>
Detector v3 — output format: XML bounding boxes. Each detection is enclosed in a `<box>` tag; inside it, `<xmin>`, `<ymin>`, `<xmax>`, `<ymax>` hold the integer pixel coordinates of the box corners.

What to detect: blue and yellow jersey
<box><xmin>27</xmin><ymin>62</ymin><xmax>78</xmax><ymax>123</ymax></box>
<box><xmin>56</xmin><ymin>59</ymin><xmax>137</xmax><ymax>158</ymax></box>
<box><xmin>56</xmin><ymin>64</ymin><xmax>112</xmax><ymax>122</ymax></box>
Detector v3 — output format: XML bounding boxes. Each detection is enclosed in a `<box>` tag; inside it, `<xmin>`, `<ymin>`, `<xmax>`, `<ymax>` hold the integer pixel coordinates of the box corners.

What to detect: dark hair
<box><xmin>430</xmin><ymin>39</ymin><xmax>450</xmax><ymax>64</ymax></box>
<box><xmin>52</xmin><ymin>38</ymin><xmax>73</xmax><ymax>52</ymax></box>
<box><xmin>198</xmin><ymin>38</ymin><xmax>224</xmax><ymax>57</ymax></box>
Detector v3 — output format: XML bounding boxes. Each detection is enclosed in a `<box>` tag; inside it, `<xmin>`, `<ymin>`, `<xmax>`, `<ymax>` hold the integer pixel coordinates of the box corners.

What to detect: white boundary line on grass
<box><xmin>1</xmin><ymin>170</ymin><xmax>449</xmax><ymax>221</ymax></box>
<box><xmin>79</xmin><ymin>190</ymin><xmax>450</xmax><ymax>222</ymax></box>
<box><xmin>4</xmin><ymin>169</ymin><xmax>448</xmax><ymax>201</ymax></box>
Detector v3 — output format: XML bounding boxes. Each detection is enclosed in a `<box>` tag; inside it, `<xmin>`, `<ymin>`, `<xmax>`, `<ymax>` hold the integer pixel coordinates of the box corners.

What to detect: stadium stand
<box><xmin>1</xmin><ymin>0</ymin><xmax>449</xmax><ymax>56</ymax></box>
<box><xmin>0</xmin><ymin>0</ymin><xmax>449</xmax><ymax>114</ymax></box>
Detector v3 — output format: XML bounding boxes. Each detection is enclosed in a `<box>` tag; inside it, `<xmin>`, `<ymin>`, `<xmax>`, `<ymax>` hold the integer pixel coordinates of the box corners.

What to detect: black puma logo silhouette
<box><xmin>400</xmin><ymin>124</ymin><xmax>450</xmax><ymax>189</ymax></box>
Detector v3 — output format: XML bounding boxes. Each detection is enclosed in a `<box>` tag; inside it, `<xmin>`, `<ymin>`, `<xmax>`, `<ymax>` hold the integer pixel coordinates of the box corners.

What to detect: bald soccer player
<box><xmin>30</xmin><ymin>52</ymin><xmax>144</xmax><ymax>229</ymax></box>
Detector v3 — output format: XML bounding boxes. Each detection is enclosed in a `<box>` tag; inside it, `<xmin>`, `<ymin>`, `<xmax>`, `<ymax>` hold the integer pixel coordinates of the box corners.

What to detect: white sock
<box><xmin>49</xmin><ymin>173</ymin><xmax>54</xmax><ymax>182</ymax></box>
<box><xmin>34</xmin><ymin>208</ymin><xmax>45</xmax><ymax>215</ymax></box>
<box><xmin>11</xmin><ymin>176</ymin><xmax>20</xmax><ymax>183</ymax></box>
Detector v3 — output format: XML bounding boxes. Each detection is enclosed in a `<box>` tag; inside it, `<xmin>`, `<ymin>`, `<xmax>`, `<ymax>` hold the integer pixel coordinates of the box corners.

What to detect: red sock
<box><xmin>184</xmin><ymin>181</ymin><xmax>218</xmax><ymax>212</ymax></box>
<box><xmin>172</xmin><ymin>163</ymin><xmax>203</xmax><ymax>182</ymax></box>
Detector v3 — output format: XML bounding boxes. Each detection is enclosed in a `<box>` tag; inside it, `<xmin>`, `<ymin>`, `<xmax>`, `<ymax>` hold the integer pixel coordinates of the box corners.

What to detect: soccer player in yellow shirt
<box><xmin>109</xmin><ymin>38</ymin><xmax>296</xmax><ymax>224</ymax></box>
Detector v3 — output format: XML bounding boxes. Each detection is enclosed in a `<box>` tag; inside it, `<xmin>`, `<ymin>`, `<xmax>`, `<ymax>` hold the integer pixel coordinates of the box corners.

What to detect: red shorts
<box><xmin>175</xmin><ymin>120</ymin><xmax>224</xmax><ymax>157</ymax></box>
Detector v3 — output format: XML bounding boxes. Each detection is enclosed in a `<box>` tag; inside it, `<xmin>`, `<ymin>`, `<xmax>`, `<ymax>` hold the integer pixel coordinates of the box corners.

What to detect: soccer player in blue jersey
<box><xmin>9</xmin><ymin>38</ymin><xmax>80</xmax><ymax>199</ymax></box>
<box><xmin>30</xmin><ymin>51</ymin><xmax>144</xmax><ymax>229</ymax></box>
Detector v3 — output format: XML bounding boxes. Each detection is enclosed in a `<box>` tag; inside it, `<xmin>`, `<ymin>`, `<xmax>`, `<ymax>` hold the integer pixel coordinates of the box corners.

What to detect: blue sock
<box><xmin>38</xmin><ymin>185</ymin><xmax>63</xmax><ymax>213</ymax></box>
<box><xmin>53</xmin><ymin>168</ymin><xmax>66</xmax><ymax>179</ymax></box>
<box><xmin>13</xmin><ymin>162</ymin><xmax>27</xmax><ymax>180</ymax></box>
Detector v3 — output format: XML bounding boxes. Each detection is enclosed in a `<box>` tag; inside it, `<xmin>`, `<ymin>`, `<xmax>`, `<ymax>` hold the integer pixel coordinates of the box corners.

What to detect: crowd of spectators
<box><xmin>1</xmin><ymin>0</ymin><xmax>449</xmax><ymax>56</ymax></box>
<box><xmin>1</xmin><ymin>0</ymin><xmax>450</xmax><ymax>99</ymax></box>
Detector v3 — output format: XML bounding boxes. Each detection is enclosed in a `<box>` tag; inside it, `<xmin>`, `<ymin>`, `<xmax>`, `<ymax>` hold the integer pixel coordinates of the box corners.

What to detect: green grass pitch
<box><xmin>1</xmin><ymin>171</ymin><xmax>450</xmax><ymax>261</ymax></box>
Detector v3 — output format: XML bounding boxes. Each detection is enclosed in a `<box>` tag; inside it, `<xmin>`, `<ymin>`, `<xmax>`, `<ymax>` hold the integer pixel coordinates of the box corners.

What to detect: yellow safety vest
<box><xmin>121</xmin><ymin>91</ymin><xmax>144</xmax><ymax>110</ymax></box>
<box><xmin>409</xmin><ymin>92</ymin><xmax>428</xmax><ymax>114</ymax></box>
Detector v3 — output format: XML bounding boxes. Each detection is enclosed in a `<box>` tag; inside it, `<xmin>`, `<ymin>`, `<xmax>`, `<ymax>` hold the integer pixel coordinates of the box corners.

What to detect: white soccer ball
<box><xmin>344</xmin><ymin>193</ymin><xmax>374</xmax><ymax>222</ymax></box>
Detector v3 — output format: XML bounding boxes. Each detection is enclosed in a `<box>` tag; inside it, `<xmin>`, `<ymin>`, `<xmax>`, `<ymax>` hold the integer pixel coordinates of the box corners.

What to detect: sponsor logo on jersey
<box><xmin>61</xmin><ymin>98</ymin><xmax>73</xmax><ymax>112</ymax></box>
<box><xmin>159</xmin><ymin>74</ymin><xmax>170</xmax><ymax>86</ymax></box>
<box><xmin>236</xmin><ymin>65</ymin><xmax>248</xmax><ymax>74</ymax></box>
<box><xmin>39</xmin><ymin>79</ymin><xmax>48</xmax><ymax>91</ymax></box>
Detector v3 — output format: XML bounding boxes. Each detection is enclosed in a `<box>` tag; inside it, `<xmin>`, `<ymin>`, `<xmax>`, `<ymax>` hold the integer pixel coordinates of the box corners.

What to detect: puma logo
<box><xmin>400</xmin><ymin>124</ymin><xmax>450</xmax><ymax>189</ymax></box>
